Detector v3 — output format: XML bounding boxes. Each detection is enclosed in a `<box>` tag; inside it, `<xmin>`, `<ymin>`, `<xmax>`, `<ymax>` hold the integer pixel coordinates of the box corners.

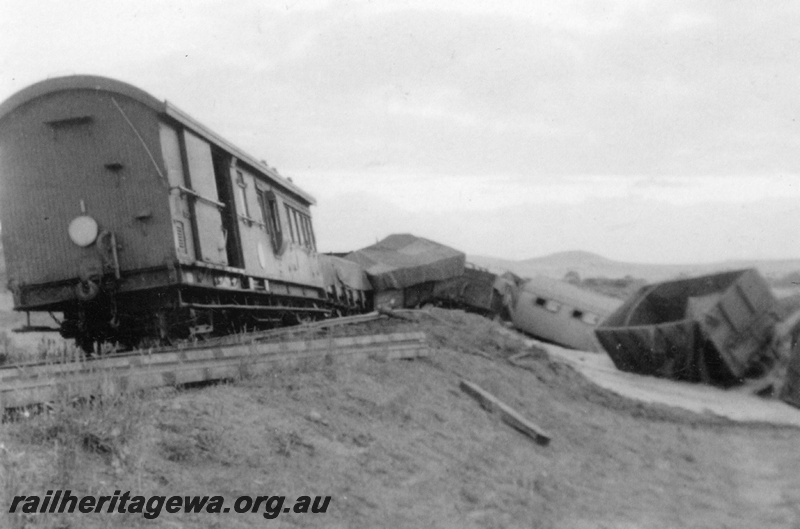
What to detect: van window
<box><xmin>293</xmin><ymin>209</ymin><xmax>304</xmax><ymax>245</ymax></box>
<box><xmin>306</xmin><ymin>216</ymin><xmax>317</xmax><ymax>248</ymax></box>
<box><xmin>235</xmin><ymin>171</ymin><xmax>250</xmax><ymax>218</ymax></box>
<box><xmin>257</xmin><ymin>189</ymin><xmax>283</xmax><ymax>253</ymax></box>
<box><xmin>282</xmin><ymin>204</ymin><xmax>317</xmax><ymax>250</ymax></box>
<box><xmin>285</xmin><ymin>204</ymin><xmax>296</xmax><ymax>243</ymax></box>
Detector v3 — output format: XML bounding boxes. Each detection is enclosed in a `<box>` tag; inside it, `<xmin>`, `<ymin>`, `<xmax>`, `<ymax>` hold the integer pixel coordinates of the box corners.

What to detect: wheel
<box><xmin>75</xmin><ymin>334</ymin><xmax>97</xmax><ymax>356</ymax></box>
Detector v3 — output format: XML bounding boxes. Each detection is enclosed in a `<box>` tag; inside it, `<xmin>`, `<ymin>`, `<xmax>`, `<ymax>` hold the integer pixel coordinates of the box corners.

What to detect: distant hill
<box><xmin>468</xmin><ymin>251</ymin><xmax>800</xmax><ymax>284</ymax></box>
<box><xmin>521</xmin><ymin>250</ymin><xmax>614</xmax><ymax>267</ymax></box>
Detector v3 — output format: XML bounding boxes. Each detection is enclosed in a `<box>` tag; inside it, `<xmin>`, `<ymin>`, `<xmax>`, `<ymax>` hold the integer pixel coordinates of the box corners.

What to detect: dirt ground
<box><xmin>2</xmin><ymin>309</ymin><xmax>800</xmax><ymax>528</ymax></box>
<box><xmin>544</xmin><ymin>344</ymin><xmax>800</xmax><ymax>427</ymax></box>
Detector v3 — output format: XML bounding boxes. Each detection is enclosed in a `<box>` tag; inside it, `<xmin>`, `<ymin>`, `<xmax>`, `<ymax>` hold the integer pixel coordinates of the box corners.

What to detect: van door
<box><xmin>182</xmin><ymin>130</ymin><xmax>228</xmax><ymax>265</ymax></box>
<box><xmin>159</xmin><ymin>123</ymin><xmax>197</xmax><ymax>260</ymax></box>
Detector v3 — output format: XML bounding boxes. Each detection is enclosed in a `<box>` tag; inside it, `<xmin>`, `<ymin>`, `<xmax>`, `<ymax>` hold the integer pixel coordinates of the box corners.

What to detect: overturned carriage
<box><xmin>595</xmin><ymin>269</ymin><xmax>780</xmax><ymax>384</ymax></box>
<box><xmin>508</xmin><ymin>276</ymin><xmax>621</xmax><ymax>352</ymax></box>
<box><xmin>0</xmin><ymin>75</ymin><xmax>368</xmax><ymax>349</ymax></box>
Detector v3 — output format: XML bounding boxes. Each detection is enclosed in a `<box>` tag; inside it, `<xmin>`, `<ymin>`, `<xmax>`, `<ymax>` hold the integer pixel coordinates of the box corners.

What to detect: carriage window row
<box><xmin>241</xmin><ymin>180</ymin><xmax>316</xmax><ymax>253</ymax></box>
<box><xmin>284</xmin><ymin>204</ymin><xmax>316</xmax><ymax>250</ymax></box>
<box><xmin>534</xmin><ymin>297</ymin><xmax>561</xmax><ymax>313</ymax></box>
<box><xmin>534</xmin><ymin>297</ymin><xmax>600</xmax><ymax>325</ymax></box>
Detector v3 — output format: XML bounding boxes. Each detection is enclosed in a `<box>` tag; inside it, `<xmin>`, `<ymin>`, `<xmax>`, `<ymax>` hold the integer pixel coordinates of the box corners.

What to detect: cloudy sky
<box><xmin>1</xmin><ymin>0</ymin><xmax>799</xmax><ymax>263</ymax></box>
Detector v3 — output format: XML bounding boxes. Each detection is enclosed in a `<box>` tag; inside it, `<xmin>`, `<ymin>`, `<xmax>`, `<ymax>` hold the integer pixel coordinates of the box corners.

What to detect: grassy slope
<box><xmin>2</xmin><ymin>310</ymin><xmax>799</xmax><ymax>529</ymax></box>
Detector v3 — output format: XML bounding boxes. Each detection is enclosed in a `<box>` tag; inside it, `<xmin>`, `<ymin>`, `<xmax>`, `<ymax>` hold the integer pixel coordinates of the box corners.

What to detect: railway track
<box><xmin>0</xmin><ymin>313</ymin><xmax>432</xmax><ymax>412</ymax></box>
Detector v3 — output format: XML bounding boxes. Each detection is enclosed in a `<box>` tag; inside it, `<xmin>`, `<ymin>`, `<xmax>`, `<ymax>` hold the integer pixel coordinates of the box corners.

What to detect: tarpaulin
<box><xmin>319</xmin><ymin>254</ymin><xmax>372</xmax><ymax>292</ymax></box>
<box><xmin>345</xmin><ymin>233</ymin><xmax>465</xmax><ymax>291</ymax></box>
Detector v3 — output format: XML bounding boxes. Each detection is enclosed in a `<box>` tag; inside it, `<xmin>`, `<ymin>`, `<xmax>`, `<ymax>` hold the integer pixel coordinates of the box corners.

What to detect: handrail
<box><xmin>170</xmin><ymin>186</ymin><xmax>225</xmax><ymax>209</ymax></box>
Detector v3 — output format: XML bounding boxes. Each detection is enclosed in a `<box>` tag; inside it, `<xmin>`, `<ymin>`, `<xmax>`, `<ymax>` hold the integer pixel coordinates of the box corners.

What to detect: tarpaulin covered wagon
<box><xmin>345</xmin><ymin>234</ymin><xmax>466</xmax><ymax>309</ymax></box>
<box><xmin>345</xmin><ymin>234</ymin><xmax>501</xmax><ymax>314</ymax></box>
<box><xmin>595</xmin><ymin>269</ymin><xmax>781</xmax><ymax>384</ymax></box>
<box><xmin>318</xmin><ymin>254</ymin><xmax>373</xmax><ymax>314</ymax></box>
<box><xmin>431</xmin><ymin>265</ymin><xmax>503</xmax><ymax>316</ymax></box>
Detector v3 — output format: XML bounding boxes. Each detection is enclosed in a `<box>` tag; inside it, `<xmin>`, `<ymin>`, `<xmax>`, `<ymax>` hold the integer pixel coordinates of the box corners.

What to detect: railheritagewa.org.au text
<box><xmin>9</xmin><ymin>490</ymin><xmax>331</xmax><ymax>520</ymax></box>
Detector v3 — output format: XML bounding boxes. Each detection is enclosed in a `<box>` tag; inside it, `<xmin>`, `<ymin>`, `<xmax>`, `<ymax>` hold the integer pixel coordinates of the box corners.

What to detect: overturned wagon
<box><xmin>781</xmin><ymin>341</ymin><xmax>800</xmax><ymax>408</ymax></box>
<box><xmin>595</xmin><ymin>269</ymin><xmax>780</xmax><ymax>384</ymax></box>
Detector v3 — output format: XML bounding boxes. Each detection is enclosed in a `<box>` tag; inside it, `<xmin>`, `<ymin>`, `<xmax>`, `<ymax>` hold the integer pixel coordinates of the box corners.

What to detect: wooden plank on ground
<box><xmin>507</xmin><ymin>351</ymin><xmax>536</xmax><ymax>366</ymax></box>
<box><xmin>459</xmin><ymin>379</ymin><xmax>551</xmax><ymax>446</ymax></box>
<box><xmin>377</xmin><ymin>307</ymin><xmax>419</xmax><ymax>322</ymax></box>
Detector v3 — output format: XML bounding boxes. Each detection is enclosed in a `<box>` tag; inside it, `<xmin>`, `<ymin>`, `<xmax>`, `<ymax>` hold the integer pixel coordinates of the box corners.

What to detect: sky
<box><xmin>1</xmin><ymin>0</ymin><xmax>799</xmax><ymax>263</ymax></box>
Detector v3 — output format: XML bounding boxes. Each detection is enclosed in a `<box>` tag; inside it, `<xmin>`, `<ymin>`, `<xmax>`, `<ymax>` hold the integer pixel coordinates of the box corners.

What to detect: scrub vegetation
<box><xmin>1</xmin><ymin>309</ymin><xmax>799</xmax><ymax>528</ymax></box>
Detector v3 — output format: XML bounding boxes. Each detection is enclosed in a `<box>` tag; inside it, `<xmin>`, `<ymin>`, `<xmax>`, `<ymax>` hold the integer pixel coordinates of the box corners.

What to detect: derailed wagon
<box><xmin>431</xmin><ymin>265</ymin><xmax>503</xmax><ymax>316</ymax></box>
<box><xmin>781</xmin><ymin>343</ymin><xmax>800</xmax><ymax>408</ymax></box>
<box><xmin>345</xmin><ymin>233</ymin><xmax>466</xmax><ymax>309</ymax></box>
<box><xmin>343</xmin><ymin>233</ymin><xmax>502</xmax><ymax>315</ymax></box>
<box><xmin>595</xmin><ymin>269</ymin><xmax>781</xmax><ymax>384</ymax></box>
